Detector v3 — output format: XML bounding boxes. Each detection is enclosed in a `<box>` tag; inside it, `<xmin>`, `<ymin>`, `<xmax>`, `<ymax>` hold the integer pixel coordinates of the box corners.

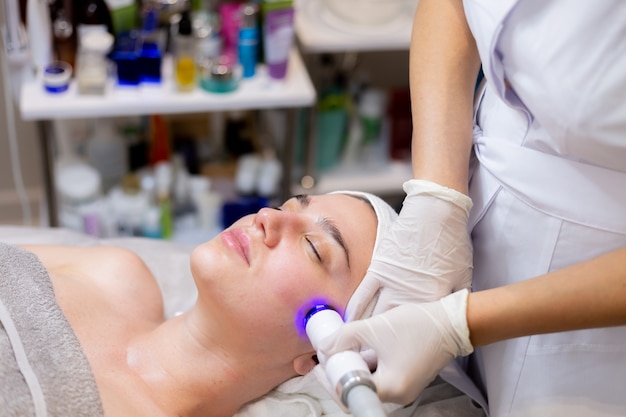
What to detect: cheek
<box><xmin>256</xmin><ymin>257</ymin><xmax>328</xmax><ymax>331</ymax></box>
<box><xmin>259</xmin><ymin>257</ymin><xmax>317</xmax><ymax>305</ymax></box>
<box><xmin>256</xmin><ymin>256</ymin><xmax>355</xmax><ymax>340</ymax></box>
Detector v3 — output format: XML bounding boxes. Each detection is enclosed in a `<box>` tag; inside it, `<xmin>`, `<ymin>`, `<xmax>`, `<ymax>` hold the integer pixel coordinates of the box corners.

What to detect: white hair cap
<box><xmin>330</xmin><ymin>190</ymin><xmax>398</xmax><ymax>320</ymax></box>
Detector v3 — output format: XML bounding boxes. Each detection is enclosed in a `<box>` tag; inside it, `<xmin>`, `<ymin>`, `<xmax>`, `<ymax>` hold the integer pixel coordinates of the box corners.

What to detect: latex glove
<box><xmin>346</xmin><ymin>179</ymin><xmax>473</xmax><ymax>321</ymax></box>
<box><xmin>320</xmin><ymin>289</ymin><xmax>474</xmax><ymax>405</ymax></box>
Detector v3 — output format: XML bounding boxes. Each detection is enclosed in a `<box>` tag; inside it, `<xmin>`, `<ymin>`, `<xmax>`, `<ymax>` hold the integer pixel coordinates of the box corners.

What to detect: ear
<box><xmin>293</xmin><ymin>351</ymin><xmax>318</xmax><ymax>375</ymax></box>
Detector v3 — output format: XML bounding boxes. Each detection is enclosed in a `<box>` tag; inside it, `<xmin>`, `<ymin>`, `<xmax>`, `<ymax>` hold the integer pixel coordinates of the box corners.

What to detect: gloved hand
<box><xmin>345</xmin><ymin>179</ymin><xmax>473</xmax><ymax>321</ymax></box>
<box><xmin>319</xmin><ymin>289</ymin><xmax>474</xmax><ymax>405</ymax></box>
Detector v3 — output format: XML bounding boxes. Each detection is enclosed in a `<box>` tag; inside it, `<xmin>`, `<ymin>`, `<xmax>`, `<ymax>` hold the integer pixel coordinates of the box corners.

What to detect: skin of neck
<box><xmin>126</xmin><ymin>304</ymin><xmax>301</xmax><ymax>417</ymax></box>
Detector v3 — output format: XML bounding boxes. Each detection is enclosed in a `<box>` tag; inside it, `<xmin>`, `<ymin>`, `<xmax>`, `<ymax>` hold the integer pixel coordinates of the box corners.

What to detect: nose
<box><xmin>254</xmin><ymin>206</ymin><xmax>304</xmax><ymax>247</ymax></box>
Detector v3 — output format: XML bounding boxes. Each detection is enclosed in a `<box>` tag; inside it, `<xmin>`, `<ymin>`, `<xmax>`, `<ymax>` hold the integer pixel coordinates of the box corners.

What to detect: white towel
<box><xmin>234</xmin><ymin>371</ymin><xmax>343</xmax><ymax>417</ymax></box>
<box><xmin>233</xmin><ymin>372</ymin><xmax>484</xmax><ymax>417</ymax></box>
<box><xmin>234</xmin><ymin>369</ymin><xmax>405</xmax><ymax>417</ymax></box>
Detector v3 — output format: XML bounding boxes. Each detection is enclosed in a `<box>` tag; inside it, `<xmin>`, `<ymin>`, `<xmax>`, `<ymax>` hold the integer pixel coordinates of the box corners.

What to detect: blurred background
<box><xmin>0</xmin><ymin>0</ymin><xmax>414</xmax><ymax>243</ymax></box>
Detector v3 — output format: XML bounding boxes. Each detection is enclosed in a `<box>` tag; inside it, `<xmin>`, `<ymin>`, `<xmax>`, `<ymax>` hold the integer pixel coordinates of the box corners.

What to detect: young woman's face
<box><xmin>190</xmin><ymin>194</ymin><xmax>377</xmax><ymax>360</ymax></box>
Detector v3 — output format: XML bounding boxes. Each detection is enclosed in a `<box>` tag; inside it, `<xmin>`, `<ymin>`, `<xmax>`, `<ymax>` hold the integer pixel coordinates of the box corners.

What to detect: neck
<box><xmin>127</xmin><ymin>310</ymin><xmax>290</xmax><ymax>417</ymax></box>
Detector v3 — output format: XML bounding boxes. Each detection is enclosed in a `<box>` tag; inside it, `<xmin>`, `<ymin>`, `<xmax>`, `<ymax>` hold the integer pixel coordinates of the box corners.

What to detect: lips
<box><xmin>221</xmin><ymin>228</ymin><xmax>250</xmax><ymax>265</ymax></box>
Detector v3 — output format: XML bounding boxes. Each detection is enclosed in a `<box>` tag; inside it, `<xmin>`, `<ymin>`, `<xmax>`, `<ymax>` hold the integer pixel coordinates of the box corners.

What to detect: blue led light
<box><xmin>304</xmin><ymin>304</ymin><xmax>333</xmax><ymax>327</ymax></box>
<box><xmin>295</xmin><ymin>297</ymin><xmax>334</xmax><ymax>339</ymax></box>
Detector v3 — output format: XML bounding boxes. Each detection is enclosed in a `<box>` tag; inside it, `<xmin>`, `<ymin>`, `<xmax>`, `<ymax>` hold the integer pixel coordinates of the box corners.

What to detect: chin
<box><xmin>190</xmin><ymin>243</ymin><xmax>216</xmax><ymax>278</ymax></box>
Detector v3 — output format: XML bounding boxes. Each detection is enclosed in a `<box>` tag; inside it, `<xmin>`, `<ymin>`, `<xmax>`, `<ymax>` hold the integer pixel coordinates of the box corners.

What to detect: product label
<box><xmin>264</xmin><ymin>26</ymin><xmax>293</xmax><ymax>63</ymax></box>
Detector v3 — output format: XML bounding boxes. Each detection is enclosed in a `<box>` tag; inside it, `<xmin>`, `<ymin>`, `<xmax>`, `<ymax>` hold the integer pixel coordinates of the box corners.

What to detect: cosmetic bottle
<box><xmin>27</xmin><ymin>0</ymin><xmax>53</xmax><ymax>77</ymax></box>
<box><xmin>219</xmin><ymin>2</ymin><xmax>241</xmax><ymax>65</ymax></box>
<box><xmin>257</xmin><ymin>154</ymin><xmax>282</xmax><ymax>198</ymax></box>
<box><xmin>53</xmin><ymin>119</ymin><xmax>103</xmax><ymax>233</ymax></box>
<box><xmin>174</xmin><ymin>9</ymin><xmax>196</xmax><ymax>92</ymax></box>
<box><xmin>85</xmin><ymin>119</ymin><xmax>128</xmax><ymax>192</ymax></box>
<box><xmin>112</xmin><ymin>30</ymin><xmax>141</xmax><ymax>86</ymax></box>
<box><xmin>142</xmin><ymin>205</ymin><xmax>163</xmax><ymax>239</ymax></box>
<box><xmin>76</xmin><ymin>31</ymin><xmax>114</xmax><ymax>95</ymax></box>
<box><xmin>138</xmin><ymin>7</ymin><xmax>163</xmax><ymax>84</ymax></box>
<box><xmin>149</xmin><ymin>114</ymin><xmax>171</xmax><ymax>165</ymax></box>
<box><xmin>262</xmin><ymin>0</ymin><xmax>295</xmax><ymax>80</ymax></box>
<box><xmin>193</xmin><ymin>10</ymin><xmax>222</xmax><ymax>68</ymax></box>
<box><xmin>189</xmin><ymin>175</ymin><xmax>222</xmax><ymax>234</ymax></box>
<box><xmin>155</xmin><ymin>161</ymin><xmax>174</xmax><ymax>239</ymax></box>
<box><xmin>51</xmin><ymin>6</ymin><xmax>77</xmax><ymax>70</ymax></box>
<box><xmin>358</xmin><ymin>88</ymin><xmax>387</xmax><ymax>164</ymax></box>
<box><xmin>74</xmin><ymin>0</ymin><xmax>115</xmax><ymax>44</ymax></box>
<box><xmin>107</xmin><ymin>0</ymin><xmax>137</xmax><ymax>35</ymax></box>
<box><xmin>238</xmin><ymin>3</ymin><xmax>259</xmax><ymax>79</ymax></box>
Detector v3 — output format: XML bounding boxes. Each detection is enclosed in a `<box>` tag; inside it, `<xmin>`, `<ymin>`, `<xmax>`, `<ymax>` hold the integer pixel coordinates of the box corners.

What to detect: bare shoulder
<box><xmin>21</xmin><ymin>244</ymin><xmax>165</xmax><ymax>321</ymax></box>
<box><xmin>20</xmin><ymin>244</ymin><xmax>148</xmax><ymax>271</ymax></box>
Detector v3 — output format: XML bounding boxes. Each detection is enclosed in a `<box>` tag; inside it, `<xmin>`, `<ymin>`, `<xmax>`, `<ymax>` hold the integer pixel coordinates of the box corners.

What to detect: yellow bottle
<box><xmin>174</xmin><ymin>10</ymin><xmax>196</xmax><ymax>92</ymax></box>
<box><xmin>176</xmin><ymin>56</ymin><xmax>196</xmax><ymax>91</ymax></box>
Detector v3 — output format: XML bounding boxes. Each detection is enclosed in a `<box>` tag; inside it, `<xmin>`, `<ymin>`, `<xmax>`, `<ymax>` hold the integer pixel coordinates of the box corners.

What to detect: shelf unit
<box><xmin>294</xmin><ymin>0</ymin><xmax>413</xmax><ymax>195</ymax></box>
<box><xmin>20</xmin><ymin>50</ymin><xmax>315</xmax><ymax>119</ymax></box>
<box><xmin>19</xmin><ymin>48</ymin><xmax>316</xmax><ymax>226</ymax></box>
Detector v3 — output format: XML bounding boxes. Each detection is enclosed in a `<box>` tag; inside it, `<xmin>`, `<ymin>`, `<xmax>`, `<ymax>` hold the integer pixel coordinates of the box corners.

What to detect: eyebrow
<box><xmin>294</xmin><ymin>194</ymin><xmax>351</xmax><ymax>268</ymax></box>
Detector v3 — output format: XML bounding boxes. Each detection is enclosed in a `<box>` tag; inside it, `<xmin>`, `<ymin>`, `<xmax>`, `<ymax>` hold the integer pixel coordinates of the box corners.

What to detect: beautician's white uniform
<box><xmin>457</xmin><ymin>0</ymin><xmax>626</xmax><ymax>416</ymax></box>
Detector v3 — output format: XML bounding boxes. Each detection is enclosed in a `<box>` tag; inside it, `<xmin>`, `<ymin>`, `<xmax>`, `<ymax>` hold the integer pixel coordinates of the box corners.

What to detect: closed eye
<box><xmin>305</xmin><ymin>237</ymin><xmax>322</xmax><ymax>262</ymax></box>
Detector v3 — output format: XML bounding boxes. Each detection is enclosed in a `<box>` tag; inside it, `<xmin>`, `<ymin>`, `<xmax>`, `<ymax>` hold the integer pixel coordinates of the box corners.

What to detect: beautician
<box><xmin>319</xmin><ymin>0</ymin><xmax>626</xmax><ymax>416</ymax></box>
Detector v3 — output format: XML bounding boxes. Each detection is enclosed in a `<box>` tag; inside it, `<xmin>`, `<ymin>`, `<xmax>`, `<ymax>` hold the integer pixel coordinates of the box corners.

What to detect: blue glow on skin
<box><xmin>295</xmin><ymin>297</ymin><xmax>336</xmax><ymax>340</ymax></box>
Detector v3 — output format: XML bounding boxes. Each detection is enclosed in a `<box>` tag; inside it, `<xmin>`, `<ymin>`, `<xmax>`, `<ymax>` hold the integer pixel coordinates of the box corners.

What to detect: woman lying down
<box><xmin>0</xmin><ymin>191</ymin><xmax>397</xmax><ymax>417</ymax></box>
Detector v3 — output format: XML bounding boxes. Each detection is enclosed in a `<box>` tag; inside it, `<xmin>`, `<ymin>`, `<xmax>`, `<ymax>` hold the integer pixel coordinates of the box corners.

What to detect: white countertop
<box><xmin>20</xmin><ymin>49</ymin><xmax>316</xmax><ymax>121</ymax></box>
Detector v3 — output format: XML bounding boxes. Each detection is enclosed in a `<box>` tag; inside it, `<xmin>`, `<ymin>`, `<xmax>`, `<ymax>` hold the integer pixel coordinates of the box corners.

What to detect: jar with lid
<box><xmin>77</xmin><ymin>31</ymin><xmax>114</xmax><ymax>95</ymax></box>
<box><xmin>199</xmin><ymin>59</ymin><xmax>241</xmax><ymax>93</ymax></box>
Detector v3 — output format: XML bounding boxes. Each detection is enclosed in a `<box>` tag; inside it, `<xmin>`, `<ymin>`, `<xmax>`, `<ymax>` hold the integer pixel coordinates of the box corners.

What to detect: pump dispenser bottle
<box><xmin>174</xmin><ymin>9</ymin><xmax>196</xmax><ymax>91</ymax></box>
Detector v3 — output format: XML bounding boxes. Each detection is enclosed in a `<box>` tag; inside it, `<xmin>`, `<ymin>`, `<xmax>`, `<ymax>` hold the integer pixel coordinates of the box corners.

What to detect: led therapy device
<box><xmin>304</xmin><ymin>305</ymin><xmax>387</xmax><ymax>417</ymax></box>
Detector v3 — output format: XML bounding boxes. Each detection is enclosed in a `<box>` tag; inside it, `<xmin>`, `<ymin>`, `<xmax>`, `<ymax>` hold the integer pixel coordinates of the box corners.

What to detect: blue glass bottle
<box><xmin>138</xmin><ymin>8</ymin><xmax>162</xmax><ymax>84</ymax></box>
<box><xmin>113</xmin><ymin>30</ymin><xmax>140</xmax><ymax>86</ymax></box>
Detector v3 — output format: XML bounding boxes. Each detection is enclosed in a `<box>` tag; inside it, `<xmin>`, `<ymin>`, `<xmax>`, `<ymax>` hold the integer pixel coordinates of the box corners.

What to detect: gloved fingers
<box><xmin>317</xmin><ymin>316</ymin><xmax>384</xmax><ymax>356</ymax></box>
<box><xmin>329</xmin><ymin>301</ymin><xmax>469</xmax><ymax>405</ymax></box>
<box><xmin>372</xmin><ymin>364</ymin><xmax>442</xmax><ymax>405</ymax></box>
<box><xmin>363</xmin><ymin>191</ymin><xmax>473</xmax><ymax>306</ymax></box>
<box><xmin>370</xmin><ymin>267</ymin><xmax>444</xmax><ymax>315</ymax></box>
<box><xmin>368</xmin><ymin>255</ymin><xmax>472</xmax><ymax>315</ymax></box>
<box><xmin>359</xmin><ymin>347</ymin><xmax>378</xmax><ymax>371</ymax></box>
<box><xmin>384</xmin><ymin>197</ymin><xmax>473</xmax><ymax>276</ymax></box>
